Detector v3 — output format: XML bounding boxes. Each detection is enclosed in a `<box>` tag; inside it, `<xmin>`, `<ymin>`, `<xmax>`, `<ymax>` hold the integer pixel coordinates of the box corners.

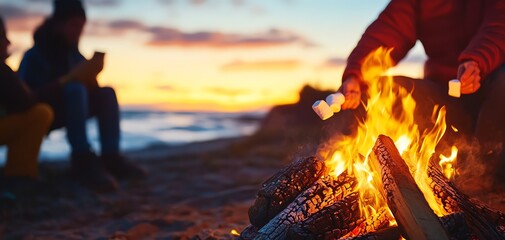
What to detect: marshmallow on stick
<box><xmin>325</xmin><ymin>93</ymin><xmax>346</xmax><ymax>113</ymax></box>
<box><xmin>312</xmin><ymin>100</ymin><xmax>334</xmax><ymax>120</ymax></box>
<box><xmin>448</xmin><ymin>79</ymin><xmax>461</xmax><ymax>98</ymax></box>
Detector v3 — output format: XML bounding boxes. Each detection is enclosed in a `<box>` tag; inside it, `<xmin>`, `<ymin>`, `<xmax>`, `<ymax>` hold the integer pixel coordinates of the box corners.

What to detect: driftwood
<box><xmin>286</xmin><ymin>192</ymin><xmax>361</xmax><ymax>240</ymax></box>
<box><xmin>248</xmin><ymin>156</ymin><xmax>326</xmax><ymax>228</ymax></box>
<box><xmin>370</xmin><ymin>135</ymin><xmax>449</xmax><ymax>240</ymax></box>
<box><xmin>254</xmin><ymin>173</ymin><xmax>357</xmax><ymax>240</ymax></box>
<box><xmin>427</xmin><ymin>161</ymin><xmax>505</xmax><ymax>239</ymax></box>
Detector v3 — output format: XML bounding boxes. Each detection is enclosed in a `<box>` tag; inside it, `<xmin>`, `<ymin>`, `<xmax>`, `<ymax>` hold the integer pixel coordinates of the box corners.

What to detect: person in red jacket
<box><xmin>339</xmin><ymin>0</ymin><xmax>505</xmax><ymax>181</ymax></box>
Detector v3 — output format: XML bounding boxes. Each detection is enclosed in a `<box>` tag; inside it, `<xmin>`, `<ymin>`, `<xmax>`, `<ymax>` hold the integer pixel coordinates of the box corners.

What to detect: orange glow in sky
<box><xmin>1</xmin><ymin>0</ymin><xmax>426</xmax><ymax>112</ymax></box>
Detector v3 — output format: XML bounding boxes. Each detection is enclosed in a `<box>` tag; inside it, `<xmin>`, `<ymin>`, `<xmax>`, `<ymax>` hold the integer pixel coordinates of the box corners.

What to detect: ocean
<box><xmin>0</xmin><ymin>110</ymin><xmax>265</xmax><ymax>164</ymax></box>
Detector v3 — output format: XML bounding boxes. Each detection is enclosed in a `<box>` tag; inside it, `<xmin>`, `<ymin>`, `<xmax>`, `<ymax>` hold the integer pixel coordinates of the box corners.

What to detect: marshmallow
<box><xmin>448</xmin><ymin>79</ymin><xmax>461</xmax><ymax>98</ymax></box>
<box><xmin>312</xmin><ymin>100</ymin><xmax>334</xmax><ymax>120</ymax></box>
<box><xmin>326</xmin><ymin>93</ymin><xmax>346</xmax><ymax>113</ymax></box>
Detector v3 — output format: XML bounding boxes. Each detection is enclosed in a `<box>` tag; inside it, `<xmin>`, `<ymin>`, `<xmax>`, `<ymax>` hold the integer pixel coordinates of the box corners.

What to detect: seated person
<box><xmin>0</xmin><ymin>16</ymin><xmax>53</xmax><ymax>180</ymax></box>
<box><xmin>18</xmin><ymin>0</ymin><xmax>146</xmax><ymax>191</ymax></box>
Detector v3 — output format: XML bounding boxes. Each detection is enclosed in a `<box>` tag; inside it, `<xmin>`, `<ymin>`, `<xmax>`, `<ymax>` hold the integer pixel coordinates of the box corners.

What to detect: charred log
<box><xmin>344</xmin><ymin>212</ymin><xmax>471</xmax><ymax>240</ymax></box>
<box><xmin>248</xmin><ymin>156</ymin><xmax>326</xmax><ymax>228</ymax></box>
<box><xmin>439</xmin><ymin>212</ymin><xmax>472</xmax><ymax>240</ymax></box>
<box><xmin>254</xmin><ymin>173</ymin><xmax>357</xmax><ymax>240</ymax></box>
<box><xmin>428</xmin><ymin>161</ymin><xmax>505</xmax><ymax>239</ymax></box>
<box><xmin>286</xmin><ymin>192</ymin><xmax>361</xmax><ymax>240</ymax></box>
<box><xmin>352</xmin><ymin>208</ymin><xmax>390</xmax><ymax>236</ymax></box>
<box><xmin>427</xmin><ymin>168</ymin><xmax>461</xmax><ymax>214</ymax></box>
<box><xmin>342</xmin><ymin>226</ymin><xmax>400</xmax><ymax>240</ymax></box>
<box><xmin>370</xmin><ymin>135</ymin><xmax>450</xmax><ymax>240</ymax></box>
<box><xmin>238</xmin><ymin>225</ymin><xmax>258</xmax><ymax>240</ymax></box>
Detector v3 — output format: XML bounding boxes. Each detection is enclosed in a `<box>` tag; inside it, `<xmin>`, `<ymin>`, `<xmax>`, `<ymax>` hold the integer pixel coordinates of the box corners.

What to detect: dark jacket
<box><xmin>0</xmin><ymin>63</ymin><xmax>36</xmax><ymax>117</ymax></box>
<box><xmin>18</xmin><ymin>19</ymin><xmax>85</xmax><ymax>105</ymax></box>
<box><xmin>343</xmin><ymin>0</ymin><xmax>505</xmax><ymax>84</ymax></box>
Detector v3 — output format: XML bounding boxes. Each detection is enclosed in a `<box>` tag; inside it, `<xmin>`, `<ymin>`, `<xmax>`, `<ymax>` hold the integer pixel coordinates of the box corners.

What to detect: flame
<box><xmin>322</xmin><ymin>47</ymin><xmax>457</xmax><ymax>225</ymax></box>
<box><xmin>439</xmin><ymin>146</ymin><xmax>458</xmax><ymax>179</ymax></box>
<box><xmin>230</xmin><ymin>229</ymin><xmax>240</xmax><ymax>236</ymax></box>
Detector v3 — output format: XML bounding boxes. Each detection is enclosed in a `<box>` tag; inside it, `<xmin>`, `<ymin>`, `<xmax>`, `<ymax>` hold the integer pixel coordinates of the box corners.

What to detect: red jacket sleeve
<box><xmin>458</xmin><ymin>0</ymin><xmax>505</xmax><ymax>80</ymax></box>
<box><xmin>343</xmin><ymin>0</ymin><xmax>417</xmax><ymax>84</ymax></box>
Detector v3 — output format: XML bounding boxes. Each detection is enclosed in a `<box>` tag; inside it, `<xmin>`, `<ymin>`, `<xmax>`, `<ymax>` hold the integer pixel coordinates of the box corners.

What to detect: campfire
<box><xmin>239</xmin><ymin>48</ymin><xmax>505</xmax><ymax>240</ymax></box>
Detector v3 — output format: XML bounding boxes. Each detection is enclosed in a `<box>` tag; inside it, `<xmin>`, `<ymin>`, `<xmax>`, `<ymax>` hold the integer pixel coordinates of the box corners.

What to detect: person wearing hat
<box><xmin>0</xmin><ymin>16</ymin><xmax>54</xmax><ymax>180</ymax></box>
<box><xmin>18</xmin><ymin>0</ymin><xmax>146</xmax><ymax>191</ymax></box>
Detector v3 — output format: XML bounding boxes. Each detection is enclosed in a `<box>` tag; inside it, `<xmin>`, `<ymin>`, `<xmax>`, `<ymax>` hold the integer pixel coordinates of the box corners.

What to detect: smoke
<box><xmin>452</xmin><ymin>137</ymin><xmax>504</xmax><ymax>195</ymax></box>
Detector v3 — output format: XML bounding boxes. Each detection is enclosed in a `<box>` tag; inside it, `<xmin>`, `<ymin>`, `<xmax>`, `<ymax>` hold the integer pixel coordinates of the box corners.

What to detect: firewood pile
<box><xmin>239</xmin><ymin>135</ymin><xmax>505</xmax><ymax>240</ymax></box>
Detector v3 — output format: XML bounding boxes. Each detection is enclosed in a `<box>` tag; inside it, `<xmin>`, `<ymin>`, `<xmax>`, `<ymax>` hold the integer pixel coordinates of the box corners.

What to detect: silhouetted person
<box><xmin>0</xmin><ymin>16</ymin><xmax>53</xmax><ymax>180</ymax></box>
<box><xmin>18</xmin><ymin>0</ymin><xmax>146</xmax><ymax>191</ymax></box>
<box><xmin>339</xmin><ymin>0</ymin><xmax>505</xmax><ymax>183</ymax></box>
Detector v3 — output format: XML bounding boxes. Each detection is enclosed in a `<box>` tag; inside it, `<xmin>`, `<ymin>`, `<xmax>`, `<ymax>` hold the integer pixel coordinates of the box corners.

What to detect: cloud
<box><xmin>0</xmin><ymin>3</ymin><xmax>45</xmax><ymax>20</ymax></box>
<box><xmin>221</xmin><ymin>59</ymin><xmax>300</xmax><ymax>72</ymax></box>
<box><xmin>92</xmin><ymin>18</ymin><xmax>313</xmax><ymax>48</ymax></box>
<box><xmin>155</xmin><ymin>85</ymin><xmax>176</xmax><ymax>91</ymax></box>
<box><xmin>190</xmin><ymin>0</ymin><xmax>207</xmax><ymax>5</ymax></box>
<box><xmin>206</xmin><ymin>87</ymin><xmax>250</xmax><ymax>97</ymax></box>
<box><xmin>146</xmin><ymin>27</ymin><xmax>313</xmax><ymax>48</ymax></box>
<box><xmin>24</xmin><ymin>0</ymin><xmax>51</xmax><ymax>3</ymax></box>
<box><xmin>25</xmin><ymin>0</ymin><xmax>120</xmax><ymax>7</ymax></box>
<box><xmin>0</xmin><ymin>4</ymin><xmax>44</xmax><ymax>32</ymax></box>
<box><xmin>85</xmin><ymin>0</ymin><xmax>120</xmax><ymax>7</ymax></box>
<box><xmin>107</xmin><ymin>19</ymin><xmax>145</xmax><ymax>32</ymax></box>
<box><xmin>322</xmin><ymin>57</ymin><xmax>347</xmax><ymax>68</ymax></box>
<box><xmin>157</xmin><ymin>0</ymin><xmax>176</xmax><ymax>5</ymax></box>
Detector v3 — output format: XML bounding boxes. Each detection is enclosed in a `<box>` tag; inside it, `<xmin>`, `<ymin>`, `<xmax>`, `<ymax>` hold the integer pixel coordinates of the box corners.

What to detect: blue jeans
<box><xmin>55</xmin><ymin>82</ymin><xmax>120</xmax><ymax>155</ymax></box>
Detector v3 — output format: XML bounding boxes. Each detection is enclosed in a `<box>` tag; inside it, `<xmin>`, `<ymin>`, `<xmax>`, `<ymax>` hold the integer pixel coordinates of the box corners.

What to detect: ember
<box><xmin>240</xmin><ymin>48</ymin><xmax>505</xmax><ymax>240</ymax></box>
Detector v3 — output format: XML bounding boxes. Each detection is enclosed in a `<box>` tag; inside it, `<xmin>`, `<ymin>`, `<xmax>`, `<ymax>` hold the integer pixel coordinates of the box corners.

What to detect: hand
<box><xmin>457</xmin><ymin>61</ymin><xmax>481</xmax><ymax>94</ymax></box>
<box><xmin>63</xmin><ymin>61</ymin><xmax>99</xmax><ymax>89</ymax></box>
<box><xmin>90</xmin><ymin>52</ymin><xmax>104</xmax><ymax>75</ymax></box>
<box><xmin>340</xmin><ymin>76</ymin><xmax>362</xmax><ymax>110</ymax></box>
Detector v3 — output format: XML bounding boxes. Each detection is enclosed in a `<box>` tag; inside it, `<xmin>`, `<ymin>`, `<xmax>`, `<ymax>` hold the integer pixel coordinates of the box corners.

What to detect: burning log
<box><xmin>286</xmin><ymin>192</ymin><xmax>361</xmax><ymax>240</ymax></box>
<box><xmin>370</xmin><ymin>135</ymin><xmax>450</xmax><ymax>240</ymax></box>
<box><xmin>248</xmin><ymin>156</ymin><xmax>326</xmax><ymax>228</ymax></box>
<box><xmin>352</xmin><ymin>208</ymin><xmax>390</xmax><ymax>235</ymax></box>
<box><xmin>343</xmin><ymin>212</ymin><xmax>471</xmax><ymax>240</ymax></box>
<box><xmin>427</xmin><ymin>168</ymin><xmax>461</xmax><ymax>214</ymax></box>
<box><xmin>427</xmin><ymin>161</ymin><xmax>505</xmax><ymax>239</ymax></box>
<box><xmin>254</xmin><ymin>173</ymin><xmax>357</xmax><ymax>240</ymax></box>
<box><xmin>342</xmin><ymin>226</ymin><xmax>400</xmax><ymax>240</ymax></box>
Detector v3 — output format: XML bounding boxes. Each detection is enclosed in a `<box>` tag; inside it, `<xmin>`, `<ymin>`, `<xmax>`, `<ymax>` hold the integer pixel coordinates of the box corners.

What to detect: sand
<box><xmin>2</xmin><ymin>134</ymin><xmax>505</xmax><ymax>240</ymax></box>
<box><xmin>0</xmin><ymin>135</ymin><xmax>303</xmax><ymax>239</ymax></box>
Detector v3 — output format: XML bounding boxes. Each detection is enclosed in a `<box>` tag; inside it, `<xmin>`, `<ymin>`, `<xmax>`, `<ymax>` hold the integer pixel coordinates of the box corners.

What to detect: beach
<box><xmin>2</xmin><ymin>87</ymin><xmax>505</xmax><ymax>239</ymax></box>
<box><xmin>0</xmin><ymin>136</ymin><xmax>284</xmax><ymax>239</ymax></box>
<box><xmin>2</xmin><ymin>135</ymin><xmax>505</xmax><ymax>240</ymax></box>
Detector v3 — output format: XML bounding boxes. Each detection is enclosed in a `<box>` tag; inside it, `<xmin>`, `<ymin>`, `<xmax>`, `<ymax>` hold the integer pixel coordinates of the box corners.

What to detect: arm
<box><xmin>458</xmin><ymin>0</ymin><xmax>505</xmax><ymax>84</ymax></box>
<box><xmin>0</xmin><ymin>64</ymin><xmax>36</xmax><ymax>114</ymax></box>
<box><xmin>344</xmin><ymin>0</ymin><xmax>417</xmax><ymax>81</ymax></box>
<box><xmin>18</xmin><ymin>48</ymin><xmax>64</xmax><ymax>100</ymax></box>
<box><xmin>341</xmin><ymin>0</ymin><xmax>418</xmax><ymax>109</ymax></box>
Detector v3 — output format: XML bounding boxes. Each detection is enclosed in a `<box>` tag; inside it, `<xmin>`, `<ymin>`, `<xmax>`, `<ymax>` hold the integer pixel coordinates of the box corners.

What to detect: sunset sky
<box><xmin>0</xmin><ymin>0</ymin><xmax>427</xmax><ymax>112</ymax></box>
